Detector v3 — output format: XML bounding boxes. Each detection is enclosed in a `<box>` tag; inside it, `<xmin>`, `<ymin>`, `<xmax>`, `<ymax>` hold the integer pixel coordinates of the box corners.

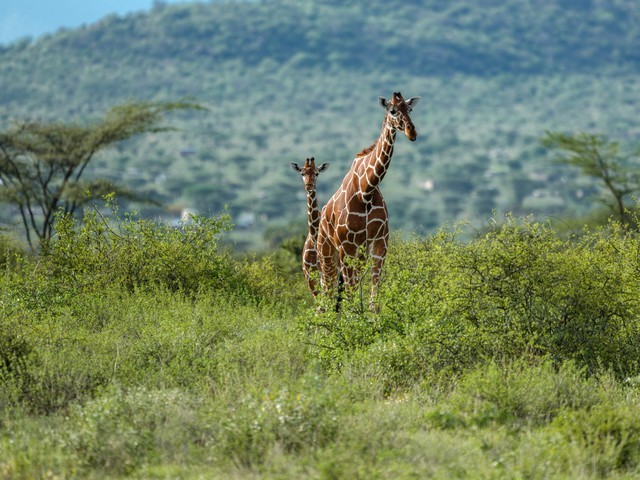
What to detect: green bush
<box><xmin>218</xmin><ymin>373</ymin><xmax>340</xmax><ymax>467</ymax></box>
<box><xmin>0</xmin><ymin>329</ymin><xmax>33</xmax><ymax>411</ymax></box>
<box><xmin>0</xmin><ymin>306</ymin><xmax>110</xmax><ymax>414</ymax></box>
<box><xmin>7</xmin><ymin>206</ymin><xmax>640</xmax><ymax>477</ymax></box>
<box><xmin>42</xmin><ymin>195</ymin><xmax>234</xmax><ymax>295</ymax></box>
<box><xmin>0</xmin><ymin>234</ymin><xmax>24</xmax><ymax>269</ymax></box>
<box><xmin>552</xmin><ymin>402</ymin><xmax>640</xmax><ymax>475</ymax></box>
<box><xmin>66</xmin><ymin>386</ymin><xmax>210</xmax><ymax>476</ymax></box>
<box><xmin>311</xmin><ymin>217</ymin><xmax>640</xmax><ymax>385</ymax></box>
<box><xmin>428</xmin><ymin>359</ymin><xmax>601</xmax><ymax>430</ymax></box>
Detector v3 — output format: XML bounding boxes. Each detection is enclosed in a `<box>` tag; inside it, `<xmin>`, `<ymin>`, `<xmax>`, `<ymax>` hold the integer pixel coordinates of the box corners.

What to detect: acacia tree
<box><xmin>0</xmin><ymin>101</ymin><xmax>203</xmax><ymax>251</ymax></box>
<box><xmin>542</xmin><ymin>131</ymin><xmax>640</xmax><ymax>226</ymax></box>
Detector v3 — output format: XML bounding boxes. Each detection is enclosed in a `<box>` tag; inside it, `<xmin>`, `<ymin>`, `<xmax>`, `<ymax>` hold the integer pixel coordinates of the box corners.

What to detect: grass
<box><xmin>3</xmin><ymin>213</ymin><xmax>640</xmax><ymax>478</ymax></box>
<box><xmin>3</xmin><ymin>341</ymin><xmax>640</xmax><ymax>478</ymax></box>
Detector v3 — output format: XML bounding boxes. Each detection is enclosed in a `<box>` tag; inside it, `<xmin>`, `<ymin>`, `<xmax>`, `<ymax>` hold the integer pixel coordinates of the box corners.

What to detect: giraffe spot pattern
<box><xmin>292</xmin><ymin>157</ymin><xmax>329</xmax><ymax>298</ymax></box>
<box><xmin>317</xmin><ymin>92</ymin><xmax>419</xmax><ymax>309</ymax></box>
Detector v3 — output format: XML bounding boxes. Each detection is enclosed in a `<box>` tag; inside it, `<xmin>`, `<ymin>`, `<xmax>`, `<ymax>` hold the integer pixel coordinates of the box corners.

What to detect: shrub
<box><xmin>433</xmin><ymin>359</ymin><xmax>601</xmax><ymax>429</ymax></box>
<box><xmin>218</xmin><ymin>373</ymin><xmax>340</xmax><ymax>467</ymax></box>
<box><xmin>66</xmin><ymin>386</ymin><xmax>210</xmax><ymax>476</ymax></box>
<box><xmin>41</xmin><ymin>195</ymin><xmax>234</xmax><ymax>295</ymax></box>
<box><xmin>311</xmin><ymin>217</ymin><xmax>640</xmax><ymax>383</ymax></box>
<box><xmin>0</xmin><ymin>328</ymin><xmax>33</xmax><ymax>410</ymax></box>
<box><xmin>552</xmin><ymin>402</ymin><xmax>640</xmax><ymax>475</ymax></box>
<box><xmin>0</xmin><ymin>316</ymin><xmax>109</xmax><ymax>414</ymax></box>
<box><xmin>0</xmin><ymin>234</ymin><xmax>24</xmax><ymax>269</ymax></box>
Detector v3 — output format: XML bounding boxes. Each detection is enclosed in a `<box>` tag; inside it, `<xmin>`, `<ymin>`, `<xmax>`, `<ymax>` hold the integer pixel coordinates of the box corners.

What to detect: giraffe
<box><xmin>317</xmin><ymin>92</ymin><xmax>420</xmax><ymax>311</ymax></box>
<box><xmin>290</xmin><ymin>157</ymin><xmax>329</xmax><ymax>298</ymax></box>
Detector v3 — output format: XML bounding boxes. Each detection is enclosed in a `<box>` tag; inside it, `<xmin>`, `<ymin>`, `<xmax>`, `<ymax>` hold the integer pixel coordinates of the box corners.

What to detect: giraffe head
<box><xmin>290</xmin><ymin>157</ymin><xmax>329</xmax><ymax>189</ymax></box>
<box><xmin>378</xmin><ymin>92</ymin><xmax>420</xmax><ymax>141</ymax></box>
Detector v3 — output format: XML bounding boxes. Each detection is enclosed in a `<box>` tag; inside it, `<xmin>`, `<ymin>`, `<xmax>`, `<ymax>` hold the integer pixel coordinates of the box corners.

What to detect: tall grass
<box><xmin>3</xmin><ymin>213</ymin><xmax>640</xmax><ymax>478</ymax></box>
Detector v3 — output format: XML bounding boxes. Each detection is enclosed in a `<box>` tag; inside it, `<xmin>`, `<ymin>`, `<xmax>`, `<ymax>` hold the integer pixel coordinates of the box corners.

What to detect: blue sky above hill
<box><xmin>0</xmin><ymin>1</ymin><xmax>190</xmax><ymax>44</ymax></box>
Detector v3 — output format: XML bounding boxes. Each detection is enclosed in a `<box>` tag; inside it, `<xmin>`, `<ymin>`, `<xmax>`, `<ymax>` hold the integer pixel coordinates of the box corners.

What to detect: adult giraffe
<box><xmin>290</xmin><ymin>157</ymin><xmax>329</xmax><ymax>298</ymax></box>
<box><xmin>317</xmin><ymin>92</ymin><xmax>420</xmax><ymax>311</ymax></box>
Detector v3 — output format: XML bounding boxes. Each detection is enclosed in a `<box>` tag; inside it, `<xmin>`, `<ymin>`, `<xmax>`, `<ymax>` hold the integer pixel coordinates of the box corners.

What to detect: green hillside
<box><xmin>1</xmin><ymin>0</ymin><xmax>640</xmax><ymax>249</ymax></box>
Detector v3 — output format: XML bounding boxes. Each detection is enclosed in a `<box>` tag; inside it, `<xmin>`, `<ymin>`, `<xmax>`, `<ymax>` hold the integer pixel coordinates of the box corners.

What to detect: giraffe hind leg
<box><xmin>335</xmin><ymin>271</ymin><xmax>345</xmax><ymax>312</ymax></box>
<box><xmin>317</xmin><ymin>240</ymin><xmax>340</xmax><ymax>312</ymax></box>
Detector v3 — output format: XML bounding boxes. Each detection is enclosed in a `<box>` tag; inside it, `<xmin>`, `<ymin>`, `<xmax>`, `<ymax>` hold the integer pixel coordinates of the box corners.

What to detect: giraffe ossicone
<box><xmin>317</xmin><ymin>92</ymin><xmax>420</xmax><ymax>312</ymax></box>
<box><xmin>291</xmin><ymin>157</ymin><xmax>329</xmax><ymax>298</ymax></box>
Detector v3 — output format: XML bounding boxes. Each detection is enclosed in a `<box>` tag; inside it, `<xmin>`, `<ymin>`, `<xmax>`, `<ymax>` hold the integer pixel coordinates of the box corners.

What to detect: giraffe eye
<box><xmin>389</xmin><ymin>109</ymin><xmax>397</xmax><ymax>116</ymax></box>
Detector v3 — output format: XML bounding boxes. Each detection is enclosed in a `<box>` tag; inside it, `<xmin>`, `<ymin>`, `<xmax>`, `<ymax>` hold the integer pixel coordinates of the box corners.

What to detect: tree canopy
<box><xmin>0</xmin><ymin>101</ymin><xmax>204</xmax><ymax>250</ymax></box>
<box><xmin>542</xmin><ymin>131</ymin><xmax>640</xmax><ymax>226</ymax></box>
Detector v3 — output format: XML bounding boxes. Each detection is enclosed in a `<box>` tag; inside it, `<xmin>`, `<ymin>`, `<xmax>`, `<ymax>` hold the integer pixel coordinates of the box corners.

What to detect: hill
<box><xmin>1</xmin><ymin>0</ymin><xmax>640</xmax><ymax>249</ymax></box>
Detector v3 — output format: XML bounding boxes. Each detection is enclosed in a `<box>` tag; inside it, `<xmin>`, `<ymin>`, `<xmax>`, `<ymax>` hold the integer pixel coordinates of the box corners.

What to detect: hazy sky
<box><xmin>0</xmin><ymin>1</ymin><xmax>192</xmax><ymax>45</ymax></box>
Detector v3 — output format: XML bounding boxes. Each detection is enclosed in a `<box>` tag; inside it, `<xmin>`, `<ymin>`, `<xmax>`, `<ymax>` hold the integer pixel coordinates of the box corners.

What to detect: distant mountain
<box><xmin>0</xmin><ymin>1</ymin><xmax>168</xmax><ymax>45</ymax></box>
<box><xmin>1</xmin><ymin>0</ymin><xmax>640</xmax><ymax>249</ymax></box>
<box><xmin>0</xmin><ymin>0</ymin><xmax>251</xmax><ymax>45</ymax></box>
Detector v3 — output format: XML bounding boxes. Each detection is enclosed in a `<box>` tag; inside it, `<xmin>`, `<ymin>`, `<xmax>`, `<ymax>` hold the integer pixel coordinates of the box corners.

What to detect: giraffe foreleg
<box><xmin>317</xmin><ymin>230</ymin><xmax>340</xmax><ymax>311</ymax></box>
<box><xmin>339</xmin><ymin>248</ymin><xmax>360</xmax><ymax>289</ymax></box>
<box><xmin>303</xmin><ymin>262</ymin><xmax>320</xmax><ymax>299</ymax></box>
<box><xmin>369</xmin><ymin>237</ymin><xmax>388</xmax><ymax>312</ymax></box>
<box><xmin>302</xmin><ymin>236</ymin><xmax>320</xmax><ymax>298</ymax></box>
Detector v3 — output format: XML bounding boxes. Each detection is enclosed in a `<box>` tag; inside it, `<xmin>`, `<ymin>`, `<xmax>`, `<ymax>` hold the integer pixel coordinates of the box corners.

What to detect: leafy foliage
<box><xmin>542</xmin><ymin>131</ymin><xmax>640</xmax><ymax>226</ymax></box>
<box><xmin>2</xmin><ymin>1</ymin><xmax>640</xmax><ymax>249</ymax></box>
<box><xmin>0</xmin><ymin>101</ymin><xmax>204</xmax><ymax>250</ymax></box>
<box><xmin>4</xmin><ymin>2</ymin><xmax>640</xmax><ymax>471</ymax></box>
<box><xmin>309</xmin><ymin>217</ymin><xmax>640</xmax><ymax>393</ymax></box>
<box><xmin>43</xmin><ymin>194</ymin><xmax>234</xmax><ymax>295</ymax></box>
<box><xmin>4</xmin><ymin>215</ymin><xmax>640</xmax><ymax>476</ymax></box>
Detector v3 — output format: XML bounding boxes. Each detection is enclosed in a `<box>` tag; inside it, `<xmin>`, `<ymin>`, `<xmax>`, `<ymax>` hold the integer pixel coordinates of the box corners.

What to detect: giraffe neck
<box><xmin>356</xmin><ymin>120</ymin><xmax>396</xmax><ymax>196</ymax></box>
<box><xmin>306</xmin><ymin>188</ymin><xmax>320</xmax><ymax>241</ymax></box>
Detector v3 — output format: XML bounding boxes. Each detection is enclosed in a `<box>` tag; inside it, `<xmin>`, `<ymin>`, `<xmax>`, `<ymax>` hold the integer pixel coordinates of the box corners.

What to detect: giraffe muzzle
<box><xmin>405</xmin><ymin>126</ymin><xmax>417</xmax><ymax>141</ymax></box>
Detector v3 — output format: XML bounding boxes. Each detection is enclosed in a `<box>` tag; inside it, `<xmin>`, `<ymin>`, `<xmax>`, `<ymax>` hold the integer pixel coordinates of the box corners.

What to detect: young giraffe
<box><xmin>290</xmin><ymin>157</ymin><xmax>329</xmax><ymax>298</ymax></box>
<box><xmin>317</xmin><ymin>92</ymin><xmax>420</xmax><ymax>311</ymax></box>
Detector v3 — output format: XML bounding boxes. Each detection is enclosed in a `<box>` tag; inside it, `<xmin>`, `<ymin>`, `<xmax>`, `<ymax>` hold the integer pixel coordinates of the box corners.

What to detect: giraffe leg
<box><xmin>335</xmin><ymin>250</ymin><xmax>353</xmax><ymax>313</ymax></box>
<box><xmin>369</xmin><ymin>237</ymin><xmax>388</xmax><ymax>312</ymax></box>
<box><xmin>320</xmin><ymin>247</ymin><xmax>339</xmax><ymax>294</ymax></box>
<box><xmin>317</xmin><ymin>230</ymin><xmax>339</xmax><ymax>311</ymax></box>
<box><xmin>302</xmin><ymin>251</ymin><xmax>313</xmax><ymax>296</ymax></box>
<box><xmin>302</xmin><ymin>241</ymin><xmax>320</xmax><ymax>298</ymax></box>
<box><xmin>338</xmin><ymin>246</ymin><xmax>370</xmax><ymax>312</ymax></box>
<box><xmin>339</xmin><ymin>248</ymin><xmax>359</xmax><ymax>289</ymax></box>
<box><xmin>303</xmin><ymin>266</ymin><xmax>319</xmax><ymax>299</ymax></box>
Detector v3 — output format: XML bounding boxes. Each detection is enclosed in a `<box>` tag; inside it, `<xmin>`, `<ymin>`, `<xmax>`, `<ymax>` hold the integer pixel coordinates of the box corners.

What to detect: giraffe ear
<box><xmin>406</xmin><ymin>96</ymin><xmax>420</xmax><ymax>108</ymax></box>
<box><xmin>290</xmin><ymin>162</ymin><xmax>302</xmax><ymax>172</ymax></box>
<box><xmin>318</xmin><ymin>163</ymin><xmax>330</xmax><ymax>172</ymax></box>
<box><xmin>378</xmin><ymin>97</ymin><xmax>389</xmax><ymax>109</ymax></box>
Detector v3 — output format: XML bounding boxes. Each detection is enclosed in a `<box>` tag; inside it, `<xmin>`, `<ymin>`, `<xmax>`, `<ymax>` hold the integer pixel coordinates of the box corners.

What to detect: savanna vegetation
<box><xmin>3</xmin><ymin>204</ymin><xmax>640</xmax><ymax>478</ymax></box>
<box><xmin>0</xmin><ymin>101</ymin><xmax>204</xmax><ymax>251</ymax></box>
<box><xmin>3</xmin><ymin>0</ymin><xmax>640</xmax><ymax>478</ymax></box>
<box><xmin>1</xmin><ymin>0</ymin><xmax>640</xmax><ymax>249</ymax></box>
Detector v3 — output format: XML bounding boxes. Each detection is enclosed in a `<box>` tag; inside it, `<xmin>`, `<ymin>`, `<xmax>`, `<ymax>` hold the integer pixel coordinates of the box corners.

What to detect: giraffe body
<box><xmin>291</xmin><ymin>157</ymin><xmax>329</xmax><ymax>297</ymax></box>
<box><xmin>317</xmin><ymin>92</ymin><xmax>420</xmax><ymax>310</ymax></box>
